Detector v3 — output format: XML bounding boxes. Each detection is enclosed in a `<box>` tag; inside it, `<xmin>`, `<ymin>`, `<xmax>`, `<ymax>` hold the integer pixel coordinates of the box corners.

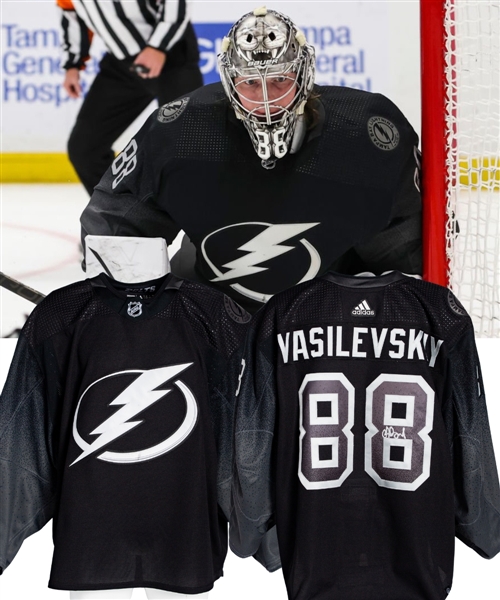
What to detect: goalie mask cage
<box><xmin>420</xmin><ymin>0</ymin><xmax>500</xmax><ymax>337</ymax></box>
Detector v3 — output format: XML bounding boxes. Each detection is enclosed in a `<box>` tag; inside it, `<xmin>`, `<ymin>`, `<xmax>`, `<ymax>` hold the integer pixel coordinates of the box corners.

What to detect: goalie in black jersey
<box><xmin>81</xmin><ymin>6</ymin><xmax>422</xmax><ymax>313</ymax></box>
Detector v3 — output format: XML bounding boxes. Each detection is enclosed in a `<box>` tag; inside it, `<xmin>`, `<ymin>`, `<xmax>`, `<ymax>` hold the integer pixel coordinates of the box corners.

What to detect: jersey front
<box><xmin>81</xmin><ymin>83</ymin><xmax>422</xmax><ymax>313</ymax></box>
<box><xmin>230</xmin><ymin>272</ymin><xmax>500</xmax><ymax>600</ymax></box>
<box><xmin>0</xmin><ymin>274</ymin><xmax>250</xmax><ymax>592</ymax></box>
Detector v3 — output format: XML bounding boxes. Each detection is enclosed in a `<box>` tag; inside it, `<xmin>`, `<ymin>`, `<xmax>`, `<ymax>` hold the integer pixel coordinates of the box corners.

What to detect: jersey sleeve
<box><xmin>202</xmin><ymin>298</ymin><xmax>280</xmax><ymax>573</ymax></box>
<box><xmin>80</xmin><ymin>111</ymin><xmax>181</xmax><ymax>251</ymax></box>
<box><xmin>446</xmin><ymin>323</ymin><xmax>500</xmax><ymax>558</ymax></box>
<box><xmin>210</xmin><ymin>345</ymin><xmax>246</xmax><ymax>522</ymax></box>
<box><xmin>191</xmin><ymin>292</ymin><xmax>251</xmax><ymax>522</ymax></box>
<box><xmin>348</xmin><ymin>143</ymin><xmax>422</xmax><ymax>276</ymax></box>
<box><xmin>0</xmin><ymin>334</ymin><xmax>57</xmax><ymax>574</ymax></box>
<box><xmin>57</xmin><ymin>0</ymin><xmax>93</xmax><ymax>70</ymax></box>
<box><xmin>147</xmin><ymin>0</ymin><xmax>190</xmax><ymax>53</ymax></box>
<box><xmin>230</xmin><ymin>313</ymin><xmax>278</xmax><ymax>564</ymax></box>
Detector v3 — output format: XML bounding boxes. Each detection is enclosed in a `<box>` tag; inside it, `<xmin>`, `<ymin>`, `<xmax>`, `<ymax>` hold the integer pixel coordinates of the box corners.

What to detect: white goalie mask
<box><xmin>218</xmin><ymin>7</ymin><xmax>316</xmax><ymax>168</ymax></box>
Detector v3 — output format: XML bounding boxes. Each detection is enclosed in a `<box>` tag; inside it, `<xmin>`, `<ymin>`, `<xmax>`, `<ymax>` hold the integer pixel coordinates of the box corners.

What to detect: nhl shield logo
<box><xmin>157</xmin><ymin>97</ymin><xmax>190</xmax><ymax>123</ymax></box>
<box><xmin>127</xmin><ymin>301</ymin><xmax>143</xmax><ymax>318</ymax></box>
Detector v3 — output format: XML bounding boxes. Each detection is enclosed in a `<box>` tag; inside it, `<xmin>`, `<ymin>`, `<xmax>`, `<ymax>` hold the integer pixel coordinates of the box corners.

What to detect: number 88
<box><xmin>299</xmin><ymin>373</ymin><xmax>434</xmax><ymax>492</ymax></box>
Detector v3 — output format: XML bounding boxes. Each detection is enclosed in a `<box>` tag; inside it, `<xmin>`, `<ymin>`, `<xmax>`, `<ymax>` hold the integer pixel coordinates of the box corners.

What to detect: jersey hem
<box><xmin>263</xmin><ymin>558</ymin><xmax>282</xmax><ymax>573</ymax></box>
<box><xmin>48</xmin><ymin>571</ymin><xmax>222</xmax><ymax>594</ymax></box>
<box><xmin>229</xmin><ymin>541</ymin><xmax>281</xmax><ymax>572</ymax></box>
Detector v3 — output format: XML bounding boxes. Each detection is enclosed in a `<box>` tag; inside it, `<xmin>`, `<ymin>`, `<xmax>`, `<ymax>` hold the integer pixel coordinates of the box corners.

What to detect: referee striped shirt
<box><xmin>57</xmin><ymin>0</ymin><xmax>191</xmax><ymax>69</ymax></box>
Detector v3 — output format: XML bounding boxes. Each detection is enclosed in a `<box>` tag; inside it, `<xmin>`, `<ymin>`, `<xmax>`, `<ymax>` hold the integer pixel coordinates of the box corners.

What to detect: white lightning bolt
<box><xmin>71</xmin><ymin>364</ymin><xmax>192</xmax><ymax>466</ymax></box>
<box><xmin>211</xmin><ymin>223</ymin><xmax>319</xmax><ymax>282</ymax></box>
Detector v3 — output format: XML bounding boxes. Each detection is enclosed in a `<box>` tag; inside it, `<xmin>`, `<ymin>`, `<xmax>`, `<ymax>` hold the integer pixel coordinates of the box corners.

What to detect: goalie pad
<box><xmin>85</xmin><ymin>236</ymin><xmax>170</xmax><ymax>283</ymax></box>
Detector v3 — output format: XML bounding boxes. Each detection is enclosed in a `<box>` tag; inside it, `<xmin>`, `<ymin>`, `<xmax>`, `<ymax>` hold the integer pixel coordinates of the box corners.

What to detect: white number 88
<box><xmin>111</xmin><ymin>139</ymin><xmax>138</xmax><ymax>189</ymax></box>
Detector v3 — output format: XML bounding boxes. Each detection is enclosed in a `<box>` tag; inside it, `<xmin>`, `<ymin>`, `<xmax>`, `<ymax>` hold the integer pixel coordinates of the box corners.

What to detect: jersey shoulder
<box><xmin>154</xmin><ymin>83</ymin><xmax>228</xmax><ymax>129</ymax></box>
<box><xmin>316</xmin><ymin>85</ymin><xmax>418</xmax><ymax>157</ymax></box>
<box><xmin>22</xmin><ymin>279</ymin><xmax>108</xmax><ymax>348</ymax></box>
<box><xmin>399</xmin><ymin>277</ymin><xmax>472</xmax><ymax>340</ymax></box>
<box><xmin>167</xmin><ymin>279</ymin><xmax>251</xmax><ymax>356</ymax></box>
<box><xmin>318</xmin><ymin>85</ymin><xmax>416</xmax><ymax>133</ymax></box>
<box><xmin>148</xmin><ymin>83</ymin><xmax>233</xmax><ymax>160</ymax></box>
<box><xmin>260</xmin><ymin>273</ymin><xmax>471</xmax><ymax>347</ymax></box>
<box><xmin>302</xmin><ymin>86</ymin><xmax>418</xmax><ymax>186</ymax></box>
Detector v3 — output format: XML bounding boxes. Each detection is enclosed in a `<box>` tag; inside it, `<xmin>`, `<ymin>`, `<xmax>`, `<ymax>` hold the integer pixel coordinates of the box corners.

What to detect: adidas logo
<box><xmin>351</xmin><ymin>300</ymin><xmax>375</xmax><ymax>316</ymax></box>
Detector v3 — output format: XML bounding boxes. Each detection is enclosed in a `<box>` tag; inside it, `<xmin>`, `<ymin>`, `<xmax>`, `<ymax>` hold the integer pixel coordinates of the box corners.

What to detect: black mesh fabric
<box><xmin>22</xmin><ymin>280</ymin><xmax>113</xmax><ymax>349</ymax></box>
<box><xmin>154</xmin><ymin>280</ymin><xmax>253</xmax><ymax>523</ymax></box>
<box><xmin>297</xmin><ymin>88</ymin><xmax>416</xmax><ymax>190</ymax></box>
<box><xmin>231</xmin><ymin>271</ymin><xmax>500</xmax><ymax>600</ymax></box>
<box><xmin>0</xmin><ymin>275</ymin><xmax>251</xmax><ymax>592</ymax></box>
<box><xmin>157</xmin><ymin>280</ymin><xmax>248</xmax><ymax>358</ymax></box>
<box><xmin>175</xmin><ymin>89</ymin><xmax>236</xmax><ymax>162</ymax></box>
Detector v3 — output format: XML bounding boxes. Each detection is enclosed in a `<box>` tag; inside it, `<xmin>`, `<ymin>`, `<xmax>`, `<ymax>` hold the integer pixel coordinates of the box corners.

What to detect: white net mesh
<box><xmin>444</xmin><ymin>0</ymin><xmax>500</xmax><ymax>336</ymax></box>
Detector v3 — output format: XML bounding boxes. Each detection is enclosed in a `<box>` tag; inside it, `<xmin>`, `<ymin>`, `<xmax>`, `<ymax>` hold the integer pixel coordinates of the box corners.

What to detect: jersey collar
<box><xmin>90</xmin><ymin>273</ymin><xmax>184</xmax><ymax>318</ymax></box>
<box><xmin>321</xmin><ymin>270</ymin><xmax>412</xmax><ymax>289</ymax></box>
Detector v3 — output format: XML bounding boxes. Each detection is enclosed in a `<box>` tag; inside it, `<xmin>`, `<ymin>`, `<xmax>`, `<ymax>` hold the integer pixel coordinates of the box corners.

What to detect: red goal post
<box><xmin>420</xmin><ymin>0</ymin><xmax>500</xmax><ymax>336</ymax></box>
<box><xmin>420</xmin><ymin>0</ymin><xmax>450</xmax><ymax>288</ymax></box>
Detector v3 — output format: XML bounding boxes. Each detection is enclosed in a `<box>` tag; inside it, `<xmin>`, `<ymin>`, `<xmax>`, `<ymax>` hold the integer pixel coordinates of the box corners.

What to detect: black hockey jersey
<box><xmin>0</xmin><ymin>273</ymin><xmax>257</xmax><ymax>592</ymax></box>
<box><xmin>230</xmin><ymin>271</ymin><xmax>500</xmax><ymax>600</ymax></box>
<box><xmin>80</xmin><ymin>83</ymin><xmax>422</xmax><ymax>313</ymax></box>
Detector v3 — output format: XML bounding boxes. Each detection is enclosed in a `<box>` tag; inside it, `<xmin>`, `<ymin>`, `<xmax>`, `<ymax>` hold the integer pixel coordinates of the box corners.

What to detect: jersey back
<box><xmin>232</xmin><ymin>271</ymin><xmax>500</xmax><ymax>600</ymax></box>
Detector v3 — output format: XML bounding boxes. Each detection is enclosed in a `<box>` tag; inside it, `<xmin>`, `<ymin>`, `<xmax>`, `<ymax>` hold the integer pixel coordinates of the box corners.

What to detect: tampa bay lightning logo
<box><xmin>71</xmin><ymin>364</ymin><xmax>197</xmax><ymax>466</ymax></box>
<box><xmin>157</xmin><ymin>97</ymin><xmax>190</xmax><ymax>123</ymax></box>
<box><xmin>201</xmin><ymin>222</ymin><xmax>322</xmax><ymax>303</ymax></box>
<box><xmin>367</xmin><ymin>116</ymin><xmax>400</xmax><ymax>151</ymax></box>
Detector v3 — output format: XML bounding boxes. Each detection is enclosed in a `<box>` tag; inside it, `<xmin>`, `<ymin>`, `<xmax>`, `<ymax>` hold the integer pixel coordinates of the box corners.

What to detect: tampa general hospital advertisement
<box><xmin>1</xmin><ymin>1</ymin><xmax>499</xmax><ymax>599</ymax></box>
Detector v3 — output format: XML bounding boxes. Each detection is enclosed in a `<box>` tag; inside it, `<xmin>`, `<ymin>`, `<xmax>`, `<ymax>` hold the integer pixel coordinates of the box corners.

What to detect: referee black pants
<box><xmin>68</xmin><ymin>51</ymin><xmax>203</xmax><ymax>195</ymax></box>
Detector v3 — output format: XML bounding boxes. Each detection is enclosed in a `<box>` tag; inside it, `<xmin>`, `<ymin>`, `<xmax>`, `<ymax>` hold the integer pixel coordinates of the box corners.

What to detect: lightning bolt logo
<box><xmin>367</xmin><ymin>116</ymin><xmax>399</xmax><ymax>151</ymax></box>
<box><xmin>71</xmin><ymin>364</ymin><xmax>196</xmax><ymax>466</ymax></box>
<box><xmin>210</xmin><ymin>223</ymin><xmax>319</xmax><ymax>283</ymax></box>
<box><xmin>374</xmin><ymin>123</ymin><xmax>393</xmax><ymax>143</ymax></box>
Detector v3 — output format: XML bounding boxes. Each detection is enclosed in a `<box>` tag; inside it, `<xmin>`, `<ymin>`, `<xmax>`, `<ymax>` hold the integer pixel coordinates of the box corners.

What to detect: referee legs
<box><xmin>68</xmin><ymin>53</ymin><xmax>203</xmax><ymax>196</ymax></box>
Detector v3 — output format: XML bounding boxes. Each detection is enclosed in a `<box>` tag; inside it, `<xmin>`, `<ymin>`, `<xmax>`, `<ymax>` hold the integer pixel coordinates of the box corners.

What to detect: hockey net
<box><xmin>420</xmin><ymin>0</ymin><xmax>500</xmax><ymax>337</ymax></box>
